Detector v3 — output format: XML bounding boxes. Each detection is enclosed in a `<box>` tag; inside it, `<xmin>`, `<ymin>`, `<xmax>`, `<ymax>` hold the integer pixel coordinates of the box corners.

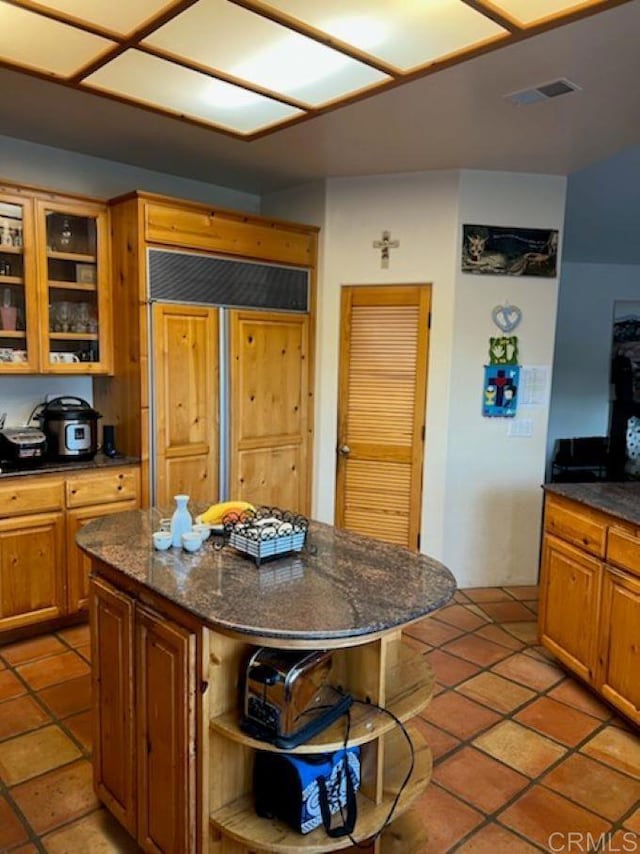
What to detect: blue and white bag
<box><xmin>254</xmin><ymin>747</ymin><xmax>360</xmax><ymax>836</ymax></box>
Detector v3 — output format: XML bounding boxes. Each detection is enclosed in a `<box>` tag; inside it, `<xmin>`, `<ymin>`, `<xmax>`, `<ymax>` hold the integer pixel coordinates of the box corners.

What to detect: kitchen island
<box><xmin>78</xmin><ymin>508</ymin><xmax>456</xmax><ymax>854</ymax></box>
<box><xmin>539</xmin><ymin>482</ymin><xmax>640</xmax><ymax>726</ymax></box>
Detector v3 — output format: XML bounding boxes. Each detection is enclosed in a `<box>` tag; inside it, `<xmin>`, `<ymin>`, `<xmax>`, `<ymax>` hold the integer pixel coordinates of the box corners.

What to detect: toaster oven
<box><xmin>243</xmin><ymin>648</ymin><xmax>352</xmax><ymax>749</ymax></box>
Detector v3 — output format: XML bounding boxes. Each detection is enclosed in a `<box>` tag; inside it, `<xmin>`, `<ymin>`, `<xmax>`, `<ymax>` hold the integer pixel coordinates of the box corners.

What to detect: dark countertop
<box><xmin>0</xmin><ymin>453</ymin><xmax>140</xmax><ymax>478</ymax></box>
<box><xmin>77</xmin><ymin>507</ymin><xmax>457</xmax><ymax>643</ymax></box>
<box><xmin>544</xmin><ymin>481</ymin><xmax>640</xmax><ymax>527</ymax></box>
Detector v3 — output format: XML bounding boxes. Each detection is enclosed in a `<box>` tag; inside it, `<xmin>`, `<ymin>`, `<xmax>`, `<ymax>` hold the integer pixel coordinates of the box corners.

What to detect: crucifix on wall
<box><xmin>372</xmin><ymin>230</ymin><xmax>399</xmax><ymax>269</ymax></box>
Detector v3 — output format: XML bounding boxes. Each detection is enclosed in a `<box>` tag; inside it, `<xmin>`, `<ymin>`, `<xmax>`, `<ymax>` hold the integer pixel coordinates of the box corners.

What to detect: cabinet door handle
<box><xmin>338</xmin><ymin>444</ymin><xmax>351</xmax><ymax>456</ymax></box>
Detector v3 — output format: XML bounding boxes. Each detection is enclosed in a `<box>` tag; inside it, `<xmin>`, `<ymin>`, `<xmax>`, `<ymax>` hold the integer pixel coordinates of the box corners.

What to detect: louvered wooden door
<box><xmin>335</xmin><ymin>285</ymin><xmax>431</xmax><ymax>549</ymax></box>
<box><xmin>229</xmin><ymin>310</ymin><xmax>310</xmax><ymax>515</ymax></box>
<box><xmin>152</xmin><ymin>303</ymin><xmax>219</xmax><ymax>508</ymax></box>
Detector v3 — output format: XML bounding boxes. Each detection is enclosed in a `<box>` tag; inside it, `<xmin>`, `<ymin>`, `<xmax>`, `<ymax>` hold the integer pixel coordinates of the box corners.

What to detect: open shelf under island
<box><xmin>77</xmin><ymin>508</ymin><xmax>456</xmax><ymax>853</ymax></box>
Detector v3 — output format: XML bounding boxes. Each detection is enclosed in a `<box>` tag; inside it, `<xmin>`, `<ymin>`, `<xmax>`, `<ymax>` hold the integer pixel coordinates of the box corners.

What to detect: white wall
<box><xmin>446</xmin><ymin>171</ymin><xmax>566</xmax><ymax>586</ymax></box>
<box><xmin>546</xmin><ymin>262</ymin><xmax>640</xmax><ymax>473</ymax></box>
<box><xmin>264</xmin><ymin>169</ymin><xmax>567</xmax><ymax>588</ymax></box>
<box><xmin>0</xmin><ymin>135</ymin><xmax>260</xmax><ymax>431</ymax></box>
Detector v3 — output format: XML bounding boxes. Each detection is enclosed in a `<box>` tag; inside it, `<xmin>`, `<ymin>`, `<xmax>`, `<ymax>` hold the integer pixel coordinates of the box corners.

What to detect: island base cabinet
<box><xmin>91</xmin><ymin>576</ymin><xmax>198</xmax><ymax>852</ymax></box>
<box><xmin>597</xmin><ymin>567</ymin><xmax>640</xmax><ymax>722</ymax></box>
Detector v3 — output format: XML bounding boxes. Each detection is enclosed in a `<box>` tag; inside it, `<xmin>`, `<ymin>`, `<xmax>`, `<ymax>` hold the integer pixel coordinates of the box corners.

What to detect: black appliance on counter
<box><xmin>36</xmin><ymin>396</ymin><xmax>101</xmax><ymax>461</ymax></box>
<box><xmin>0</xmin><ymin>426</ymin><xmax>47</xmax><ymax>468</ymax></box>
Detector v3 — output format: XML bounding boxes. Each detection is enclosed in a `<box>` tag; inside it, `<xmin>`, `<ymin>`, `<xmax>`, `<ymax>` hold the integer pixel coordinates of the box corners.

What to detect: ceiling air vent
<box><xmin>504</xmin><ymin>78</ymin><xmax>581</xmax><ymax>106</ymax></box>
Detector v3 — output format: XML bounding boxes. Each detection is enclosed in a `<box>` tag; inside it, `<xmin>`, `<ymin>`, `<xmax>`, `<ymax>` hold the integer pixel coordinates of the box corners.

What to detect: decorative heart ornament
<box><xmin>491</xmin><ymin>304</ymin><xmax>522</xmax><ymax>333</ymax></box>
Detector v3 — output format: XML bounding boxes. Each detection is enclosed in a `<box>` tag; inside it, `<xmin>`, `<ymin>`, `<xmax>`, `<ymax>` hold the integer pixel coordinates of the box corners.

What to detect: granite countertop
<box><xmin>0</xmin><ymin>453</ymin><xmax>140</xmax><ymax>478</ymax></box>
<box><xmin>77</xmin><ymin>507</ymin><xmax>457</xmax><ymax>643</ymax></box>
<box><xmin>544</xmin><ymin>481</ymin><xmax>640</xmax><ymax>527</ymax></box>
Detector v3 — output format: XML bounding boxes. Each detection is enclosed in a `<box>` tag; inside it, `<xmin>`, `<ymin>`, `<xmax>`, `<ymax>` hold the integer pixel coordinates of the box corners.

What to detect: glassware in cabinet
<box><xmin>36</xmin><ymin>200</ymin><xmax>112</xmax><ymax>373</ymax></box>
<box><xmin>0</xmin><ymin>194</ymin><xmax>38</xmax><ymax>372</ymax></box>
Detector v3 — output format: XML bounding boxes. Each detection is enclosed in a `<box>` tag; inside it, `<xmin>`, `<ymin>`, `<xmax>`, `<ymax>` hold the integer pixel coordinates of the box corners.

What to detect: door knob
<box><xmin>339</xmin><ymin>444</ymin><xmax>351</xmax><ymax>455</ymax></box>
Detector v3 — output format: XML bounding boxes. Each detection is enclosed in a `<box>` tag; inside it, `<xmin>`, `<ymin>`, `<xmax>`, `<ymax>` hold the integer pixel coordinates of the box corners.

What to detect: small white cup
<box><xmin>152</xmin><ymin>531</ymin><xmax>172</xmax><ymax>551</ymax></box>
<box><xmin>192</xmin><ymin>523</ymin><xmax>210</xmax><ymax>542</ymax></box>
<box><xmin>181</xmin><ymin>531</ymin><xmax>202</xmax><ymax>553</ymax></box>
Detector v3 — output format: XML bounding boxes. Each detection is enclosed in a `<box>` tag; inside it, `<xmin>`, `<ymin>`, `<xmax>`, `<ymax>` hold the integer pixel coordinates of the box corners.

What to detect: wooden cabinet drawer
<box><xmin>607</xmin><ymin>526</ymin><xmax>640</xmax><ymax>578</ymax></box>
<box><xmin>145</xmin><ymin>202</ymin><xmax>315</xmax><ymax>267</ymax></box>
<box><xmin>66</xmin><ymin>468</ymin><xmax>140</xmax><ymax>508</ymax></box>
<box><xmin>544</xmin><ymin>496</ymin><xmax>607</xmax><ymax>557</ymax></box>
<box><xmin>0</xmin><ymin>478</ymin><xmax>64</xmax><ymax>517</ymax></box>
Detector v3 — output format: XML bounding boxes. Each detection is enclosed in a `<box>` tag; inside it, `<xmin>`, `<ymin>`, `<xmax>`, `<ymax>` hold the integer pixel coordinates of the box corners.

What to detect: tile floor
<box><xmin>0</xmin><ymin>587</ymin><xmax>638</xmax><ymax>852</ymax></box>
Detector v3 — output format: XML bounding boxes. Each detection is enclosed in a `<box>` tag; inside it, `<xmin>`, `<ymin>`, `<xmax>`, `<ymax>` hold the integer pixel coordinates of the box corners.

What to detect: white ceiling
<box><xmin>0</xmin><ymin>1</ymin><xmax>638</xmax><ymax>196</ymax></box>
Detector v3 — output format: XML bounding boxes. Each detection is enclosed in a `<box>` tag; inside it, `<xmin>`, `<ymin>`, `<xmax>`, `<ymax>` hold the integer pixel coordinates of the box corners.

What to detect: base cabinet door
<box><xmin>598</xmin><ymin>567</ymin><xmax>640</xmax><ymax>724</ymax></box>
<box><xmin>539</xmin><ymin>534</ymin><xmax>602</xmax><ymax>683</ymax></box>
<box><xmin>67</xmin><ymin>500</ymin><xmax>138</xmax><ymax>613</ymax></box>
<box><xmin>136</xmin><ymin>605</ymin><xmax>196</xmax><ymax>854</ymax></box>
<box><xmin>0</xmin><ymin>512</ymin><xmax>65</xmax><ymax>631</ymax></box>
<box><xmin>90</xmin><ymin>577</ymin><xmax>137</xmax><ymax>836</ymax></box>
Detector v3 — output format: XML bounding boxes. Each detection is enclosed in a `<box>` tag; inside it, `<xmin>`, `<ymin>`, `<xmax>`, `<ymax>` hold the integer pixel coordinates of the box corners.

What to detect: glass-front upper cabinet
<box><xmin>36</xmin><ymin>199</ymin><xmax>112</xmax><ymax>374</ymax></box>
<box><xmin>0</xmin><ymin>193</ymin><xmax>39</xmax><ymax>372</ymax></box>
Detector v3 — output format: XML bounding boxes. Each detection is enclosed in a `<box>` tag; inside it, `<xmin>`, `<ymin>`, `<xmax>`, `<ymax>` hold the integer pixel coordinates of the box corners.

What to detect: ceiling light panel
<box><xmin>486</xmin><ymin>0</ymin><xmax>607</xmax><ymax>26</ymax></box>
<box><xmin>83</xmin><ymin>50</ymin><xmax>303</xmax><ymax>133</ymax></box>
<box><xmin>10</xmin><ymin>0</ymin><xmax>179</xmax><ymax>36</ymax></box>
<box><xmin>0</xmin><ymin>3</ymin><xmax>114</xmax><ymax>76</ymax></box>
<box><xmin>143</xmin><ymin>0</ymin><xmax>389</xmax><ymax>107</ymax></box>
<box><xmin>246</xmin><ymin>0</ymin><xmax>508</xmax><ymax>73</ymax></box>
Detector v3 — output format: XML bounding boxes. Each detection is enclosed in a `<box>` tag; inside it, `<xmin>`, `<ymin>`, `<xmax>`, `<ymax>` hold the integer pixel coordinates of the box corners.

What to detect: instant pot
<box><xmin>37</xmin><ymin>396</ymin><xmax>101</xmax><ymax>461</ymax></box>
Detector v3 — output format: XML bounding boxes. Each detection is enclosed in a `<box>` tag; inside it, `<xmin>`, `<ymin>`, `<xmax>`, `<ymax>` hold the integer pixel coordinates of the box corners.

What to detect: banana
<box><xmin>198</xmin><ymin>500</ymin><xmax>255</xmax><ymax>525</ymax></box>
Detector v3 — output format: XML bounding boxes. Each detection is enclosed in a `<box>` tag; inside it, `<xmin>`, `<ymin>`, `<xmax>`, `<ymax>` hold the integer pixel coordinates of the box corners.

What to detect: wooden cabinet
<box><xmin>91</xmin><ymin>576</ymin><xmax>197</xmax><ymax>853</ymax></box>
<box><xmin>0</xmin><ymin>464</ymin><xmax>140</xmax><ymax>635</ymax></box>
<box><xmin>89</xmin><ymin>568</ymin><xmax>435</xmax><ymax>853</ymax></box>
<box><xmin>95</xmin><ymin>192</ymin><xmax>317</xmax><ymax>511</ymax></box>
<box><xmin>539</xmin><ymin>492</ymin><xmax>640</xmax><ymax>725</ymax></box>
<box><xmin>0</xmin><ymin>511</ymin><xmax>65</xmax><ymax>631</ymax></box>
<box><xmin>0</xmin><ymin>181</ymin><xmax>112</xmax><ymax>374</ymax></box>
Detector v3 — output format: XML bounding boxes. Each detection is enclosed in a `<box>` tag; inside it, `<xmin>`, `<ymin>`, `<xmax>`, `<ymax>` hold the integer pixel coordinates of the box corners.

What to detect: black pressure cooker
<box><xmin>37</xmin><ymin>396</ymin><xmax>101</xmax><ymax>461</ymax></box>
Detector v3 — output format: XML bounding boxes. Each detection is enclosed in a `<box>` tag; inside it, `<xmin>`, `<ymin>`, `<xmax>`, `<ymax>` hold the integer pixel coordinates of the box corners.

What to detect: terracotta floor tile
<box><xmin>473</xmin><ymin>720</ymin><xmax>567</xmax><ymax>777</ymax></box>
<box><xmin>0</xmin><ymin>670</ymin><xmax>27</xmax><ymax>702</ymax></box>
<box><xmin>625</xmin><ymin>808</ymin><xmax>640</xmax><ymax>832</ymax></box>
<box><xmin>433</xmin><ymin>746</ymin><xmax>529</xmax><ymax>813</ymax></box>
<box><xmin>499</xmin><ymin>785</ymin><xmax>611</xmax><ymax>850</ymax></box>
<box><xmin>542</xmin><ymin>752</ymin><xmax>640</xmax><ymax>822</ymax></box>
<box><xmin>413</xmin><ymin>717</ymin><xmax>461</xmax><ymax>761</ymax></box>
<box><xmin>454</xmin><ymin>590</ymin><xmax>471</xmax><ymax>603</ymax></box>
<box><xmin>523</xmin><ymin>600</ymin><xmax>538</xmax><ymax>615</ymax></box>
<box><xmin>401</xmin><ymin>634</ymin><xmax>431</xmax><ymax>655</ymax></box>
<box><xmin>465</xmin><ymin>603</ymin><xmax>494</xmax><ymax>620</ymax></box>
<box><xmin>37</xmin><ymin>675</ymin><xmax>92</xmax><ymax>719</ymax></box>
<box><xmin>581</xmin><ymin>727</ymin><xmax>640</xmax><ymax>779</ymax></box>
<box><xmin>56</xmin><ymin>624</ymin><xmax>90</xmax><ymax>648</ymax></box>
<box><xmin>503</xmin><ymin>585</ymin><xmax>539</xmax><ymax>600</ymax></box>
<box><xmin>456</xmin><ymin>672</ymin><xmax>536</xmax><ymax>714</ymax></box>
<box><xmin>457</xmin><ymin>822</ymin><xmax>541</xmax><ymax>852</ymax></box>
<box><xmin>1</xmin><ymin>635</ymin><xmax>66</xmax><ymax>666</ymax></box>
<box><xmin>0</xmin><ymin>724</ymin><xmax>81</xmax><ymax>785</ymax></box>
<box><xmin>522</xmin><ymin>644</ymin><xmax>556</xmax><ymax>663</ymax></box>
<box><xmin>442</xmin><ymin>634</ymin><xmax>512</xmax><ymax>667</ymax></box>
<box><xmin>41</xmin><ymin>807</ymin><xmax>139</xmax><ymax>853</ymax></box>
<box><xmin>514</xmin><ymin>696</ymin><xmax>601</xmax><ymax>747</ymax></box>
<box><xmin>75</xmin><ymin>643</ymin><xmax>91</xmax><ymax>663</ymax></box>
<box><xmin>404</xmin><ymin>617</ymin><xmax>465</xmax><ymax>647</ymax></box>
<box><xmin>476</xmin><ymin>601</ymin><xmax>537</xmax><ymax>623</ymax></box>
<box><xmin>66</xmin><ymin>710</ymin><xmax>92</xmax><ymax>752</ymax></box>
<box><xmin>473</xmin><ymin>624</ymin><xmax>525</xmax><ymax>651</ymax></box>
<box><xmin>0</xmin><ymin>792</ymin><xmax>30</xmax><ymax>850</ymax></box>
<box><xmin>16</xmin><ymin>651</ymin><xmax>90</xmax><ymax>692</ymax></box>
<box><xmin>414</xmin><ymin>783</ymin><xmax>483</xmax><ymax>852</ymax></box>
<box><xmin>11</xmin><ymin>845</ymin><xmax>39</xmax><ymax>853</ymax></box>
<box><xmin>423</xmin><ymin>692</ymin><xmax>501</xmax><ymax>740</ymax></box>
<box><xmin>0</xmin><ymin>694</ymin><xmax>51</xmax><ymax>740</ymax></box>
<box><xmin>608</xmin><ymin>830</ymin><xmax>640</xmax><ymax>853</ymax></box>
<box><xmin>431</xmin><ymin>604</ymin><xmax>488</xmax><ymax>631</ymax></box>
<box><xmin>424</xmin><ymin>649</ymin><xmax>480</xmax><ymax>687</ymax></box>
<box><xmin>11</xmin><ymin>759</ymin><xmax>98</xmax><ymax>835</ymax></box>
<box><xmin>461</xmin><ymin>587</ymin><xmax>515</xmax><ymax>603</ymax></box>
<box><xmin>491</xmin><ymin>653</ymin><xmax>565</xmax><ymax>692</ymax></box>
<box><xmin>502</xmin><ymin>622</ymin><xmax>540</xmax><ymax>644</ymax></box>
<box><xmin>548</xmin><ymin>679</ymin><xmax>613</xmax><ymax>721</ymax></box>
